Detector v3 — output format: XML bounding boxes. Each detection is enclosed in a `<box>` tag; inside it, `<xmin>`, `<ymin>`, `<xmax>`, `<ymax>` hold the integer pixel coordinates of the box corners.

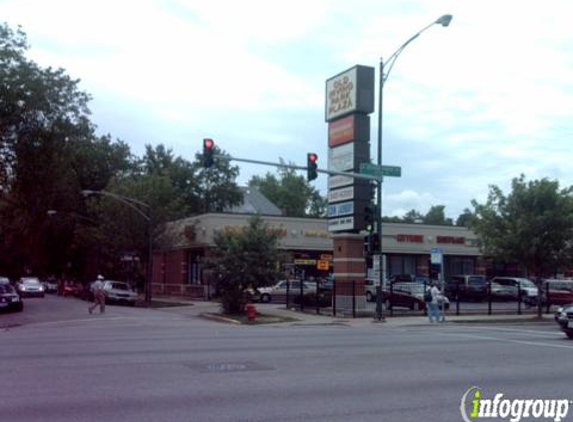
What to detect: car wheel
<box><xmin>366</xmin><ymin>292</ymin><xmax>373</xmax><ymax>302</ymax></box>
<box><xmin>260</xmin><ymin>294</ymin><xmax>271</xmax><ymax>303</ymax></box>
<box><xmin>383</xmin><ymin>299</ymin><xmax>391</xmax><ymax>310</ymax></box>
<box><xmin>566</xmin><ymin>332</ymin><xmax>573</xmax><ymax>340</ymax></box>
<box><xmin>412</xmin><ymin>301</ymin><xmax>420</xmax><ymax>311</ymax></box>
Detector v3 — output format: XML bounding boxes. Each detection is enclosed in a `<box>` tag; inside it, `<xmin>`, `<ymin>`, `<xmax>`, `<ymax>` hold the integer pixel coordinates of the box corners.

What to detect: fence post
<box><xmin>517</xmin><ymin>281</ymin><xmax>522</xmax><ymax>315</ymax></box>
<box><xmin>389</xmin><ymin>281</ymin><xmax>394</xmax><ymax>317</ymax></box>
<box><xmin>316</xmin><ymin>280</ymin><xmax>320</xmax><ymax>315</ymax></box>
<box><xmin>352</xmin><ymin>281</ymin><xmax>356</xmax><ymax>318</ymax></box>
<box><xmin>332</xmin><ymin>279</ymin><xmax>336</xmax><ymax>317</ymax></box>
<box><xmin>546</xmin><ymin>281</ymin><xmax>550</xmax><ymax>314</ymax></box>
<box><xmin>300</xmin><ymin>280</ymin><xmax>304</xmax><ymax>313</ymax></box>
<box><xmin>487</xmin><ymin>281</ymin><xmax>492</xmax><ymax>315</ymax></box>
<box><xmin>286</xmin><ymin>280</ymin><xmax>290</xmax><ymax>309</ymax></box>
<box><xmin>456</xmin><ymin>282</ymin><xmax>460</xmax><ymax>316</ymax></box>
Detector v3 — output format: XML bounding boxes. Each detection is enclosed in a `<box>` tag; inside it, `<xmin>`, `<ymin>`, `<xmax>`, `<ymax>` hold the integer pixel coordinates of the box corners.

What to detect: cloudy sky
<box><xmin>2</xmin><ymin>0</ymin><xmax>572</xmax><ymax>219</ymax></box>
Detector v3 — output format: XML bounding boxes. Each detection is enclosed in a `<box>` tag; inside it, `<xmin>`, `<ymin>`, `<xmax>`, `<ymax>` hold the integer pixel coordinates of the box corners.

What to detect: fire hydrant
<box><xmin>246</xmin><ymin>303</ymin><xmax>256</xmax><ymax>321</ymax></box>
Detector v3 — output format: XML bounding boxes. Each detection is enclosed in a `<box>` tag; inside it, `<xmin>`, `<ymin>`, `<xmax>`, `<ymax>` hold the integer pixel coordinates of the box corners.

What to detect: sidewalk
<box><xmin>151</xmin><ymin>297</ymin><xmax>554</xmax><ymax>327</ymax></box>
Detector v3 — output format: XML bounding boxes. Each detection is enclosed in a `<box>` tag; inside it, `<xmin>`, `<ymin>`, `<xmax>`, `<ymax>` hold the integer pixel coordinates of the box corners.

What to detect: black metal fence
<box><xmin>280</xmin><ymin>279</ymin><xmax>572</xmax><ymax>318</ymax></box>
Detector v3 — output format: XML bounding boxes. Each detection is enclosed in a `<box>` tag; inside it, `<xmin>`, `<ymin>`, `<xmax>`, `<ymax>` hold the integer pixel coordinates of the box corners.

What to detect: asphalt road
<box><xmin>1</xmin><ymin>295</ymin><xmax>572</xmax><ymax>422</ymax></box>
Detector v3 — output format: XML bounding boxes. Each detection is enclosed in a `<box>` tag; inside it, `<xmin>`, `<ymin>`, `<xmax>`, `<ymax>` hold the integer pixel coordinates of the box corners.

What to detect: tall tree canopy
<box><xmin>469</xmin><ymin>175</ymin><xmax>573</xmax><ymax>277</ymax></box>
<box><xmin>0</xmin><ymin>23</ymin><xmax>242</xmax><ymax>280</ymax></box>
<box><xmin>248</xmin><ymin>162</ymin><xmax>326</xmax><ymax>217</ymax></box>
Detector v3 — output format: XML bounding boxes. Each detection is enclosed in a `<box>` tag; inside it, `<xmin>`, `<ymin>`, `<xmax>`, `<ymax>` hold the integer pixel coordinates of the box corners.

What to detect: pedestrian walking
<box><xmin>427</xmin><ymin>282</ymin><xmax>442</xmax><ymax>323</ymax></box>
<box><xmin>88</xmin><ymin>275</ymin><xmax>106</xmax><ymax>314</ymax></box>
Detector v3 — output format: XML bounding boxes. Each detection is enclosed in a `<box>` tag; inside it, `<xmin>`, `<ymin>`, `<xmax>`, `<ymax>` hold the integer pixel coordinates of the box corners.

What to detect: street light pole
<box><xmin>376</xmin><ymin>14</ymin><xmax>452</xmax><ymax>315</ymax></box>
<box><xmin>81</xmin><ymin>190</ymin><xmax>154</xmax><ymax>305</ymax></box>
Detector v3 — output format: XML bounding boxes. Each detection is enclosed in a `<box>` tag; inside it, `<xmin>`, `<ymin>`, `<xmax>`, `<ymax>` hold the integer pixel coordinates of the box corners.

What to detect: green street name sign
<box><xmin>359</xmin><ymin>163</ymin><xmax>402</xmax><ymax>178</ymax></box>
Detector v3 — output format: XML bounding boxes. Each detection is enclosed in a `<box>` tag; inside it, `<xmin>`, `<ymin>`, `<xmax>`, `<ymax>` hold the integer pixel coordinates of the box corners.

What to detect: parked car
<box><xmin>489</xmin><ymin>282</ymin><xmax>519</xmax><ymax>301</ymax></box>
<box><xmin>387</xmin><ymin>274</ymin><xmax>430</xmax><ymax>285</ymax></box>
<box><xmin>62</xmin><ymin>281</ymin><xmax>82</xmax><ymax>297</ymax></box>
<box><xmin>0</xmin><ymin>284</ymin><xmax>23</xmax><ymax>312</ymax></box>
<box><xmin>16</xmin><ymin>277</ymin><xmax>45</xmax><ymax>298</ymax></box>
<box><xmin>445</xmin><ymin>275</ymin><xmax>487</xmax><ymax>301</ymax></box>
<box><xmin>554</xmin><ymin>304</ymin><xmax>573</xmax><ymax>339</ymax></box>
<box><xmin>42</xmin><ymin>277</ymin><xmax>60</xmax><ymax>294</ymax></box>
<box><xmin>102</xmin><ymin>281</ymin><xmax>138</xmax><ymax>305</ymax></box>
<box><xmin>0</xmin><ymin>276</ymin><xmax>11</xmax><ymax>285</ymax></box>
<box><xmin>489</xmin><ymin>277</ymin><xmax>538</xmax><ymax>302</ymax></box>
<box><xmin>256</xmin><ymin>280</ymin><xmax>316</xmax><ymax>303</ymax></box>
<box><xmin>543</xmin><ymin>287</ymin><xmax>573</xmax><ymax>306</ymax></box>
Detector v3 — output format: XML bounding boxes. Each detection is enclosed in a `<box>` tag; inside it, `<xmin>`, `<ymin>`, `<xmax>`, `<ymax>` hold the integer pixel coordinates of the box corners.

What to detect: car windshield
<box><xmin>22</xmin><ymin>278</ymin><xmax>40</xmax><ymax>285</ymax></box>
<box><xmin>0</xmin><ymin>285</ymin><xmax>16</xmax><ymax>293</ymax></box>
<box><xmin>517</xmin><ymin>279</ymin><xmax>536</xmax><ymax>288</ymax></box>
<box><xmin>111</xmin><ymin>283</ymin><xmax>130</xmax><ymax>290</ymax></box>
<box><xmin>468</xmin><ymin>276</ymin><xmax>485</xmax><ymax>285</ymax></box>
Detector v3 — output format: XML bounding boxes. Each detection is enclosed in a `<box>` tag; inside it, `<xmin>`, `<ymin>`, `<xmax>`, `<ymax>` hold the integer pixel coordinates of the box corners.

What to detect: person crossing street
<box><xmin>88</xmin><ymin>275</ymin><xmax>106</xmax><ymax>314</ymax></box>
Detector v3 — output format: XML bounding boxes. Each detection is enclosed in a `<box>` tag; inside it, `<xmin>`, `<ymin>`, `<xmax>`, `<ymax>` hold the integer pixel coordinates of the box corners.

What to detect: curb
<box><xmin>199</xmin><ymin>313</ymin><xmax>241</xmax><ymax>325</ymax></box>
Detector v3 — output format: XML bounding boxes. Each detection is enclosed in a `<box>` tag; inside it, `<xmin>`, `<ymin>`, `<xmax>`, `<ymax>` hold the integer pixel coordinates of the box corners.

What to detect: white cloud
<box><xmin>2</xmin><ymin>0</ymin><xmax>573</xmax><ymax>219</ymax></box>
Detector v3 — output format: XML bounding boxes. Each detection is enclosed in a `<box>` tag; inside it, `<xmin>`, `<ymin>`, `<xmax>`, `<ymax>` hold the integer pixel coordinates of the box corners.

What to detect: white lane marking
<box><xmin>457</xmin><ymin>325</ymin><xmax>559</xmax><ymax>337</ymax></box>
<box><xmin>438</xmin><ymin>331</ymin><xmax>573</xmax><ymax>350</ymax></box>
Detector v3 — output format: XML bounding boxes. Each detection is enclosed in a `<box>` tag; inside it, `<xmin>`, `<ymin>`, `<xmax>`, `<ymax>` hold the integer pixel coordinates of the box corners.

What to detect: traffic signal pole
<box><xmin>214</xmin><ymin>154</ymin><xmax>383</xmax><ymax>183</ymax></box>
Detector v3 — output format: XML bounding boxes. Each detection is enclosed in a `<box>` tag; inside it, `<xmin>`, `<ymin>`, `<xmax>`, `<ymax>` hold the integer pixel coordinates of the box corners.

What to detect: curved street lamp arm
<box><xmin>81</xmin><ymin>190</ymin><xmax>150</xmax><ymax>222</ymax></box>
<box><xmin>381</xmin><ymin>14</ymin><xmax>452</xmax><ymax>85</ymax></box>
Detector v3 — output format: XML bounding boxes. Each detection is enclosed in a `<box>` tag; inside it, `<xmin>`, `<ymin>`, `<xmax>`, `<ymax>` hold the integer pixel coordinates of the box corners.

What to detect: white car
<box><xmin>101</xmin><ymin>281</ymin><xmax>138</xmax><ymax>306</ymax></box>
<box><xmin>257</xmin><ymin>280</ymin><xmax>317</xmax><ymax>303</ymax></box>
<box><xmin>16</xmin><ymin>277</ymin><xmax>45</xmax><ymax>298</ymax></box>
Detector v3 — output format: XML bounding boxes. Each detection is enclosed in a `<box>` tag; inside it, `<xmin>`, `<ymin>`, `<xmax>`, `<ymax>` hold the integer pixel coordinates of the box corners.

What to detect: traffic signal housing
<box><xmin>364</xmin><ymin>204</ymin><xmax>376</xmax><ymax>233</ymax></box>
<box><xmin>203</xmin><ymin>138</ymin><xmax>214</xmax><ymax>168</ymax></box>
<box><xmin>364</xmin><ymin>232</ymin><xmax>380</xmax><ymax>255</ymax></box>
<box><xmin>307</xmin><ymin>153</ymin><xmax>318</xmax><ymax>181</ymax></box>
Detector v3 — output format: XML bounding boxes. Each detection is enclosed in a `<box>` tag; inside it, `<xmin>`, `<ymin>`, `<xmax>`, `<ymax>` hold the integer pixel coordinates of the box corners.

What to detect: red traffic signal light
<box><xmin>203</xmin><ymin>138</ymin><xmax>215</xmax><ymax>168</ymax></box>
<box><xmin>307</xmin><ymin>153</ymin><xmax>318</xmax><ymax>181</ymax></box>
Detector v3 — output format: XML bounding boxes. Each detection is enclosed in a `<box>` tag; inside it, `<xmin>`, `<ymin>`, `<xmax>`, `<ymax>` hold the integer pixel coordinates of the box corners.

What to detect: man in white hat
<box><xmin>88</xmin><ymin>275</ymin><xmax>106</xmax><ymax>314</ymax></box>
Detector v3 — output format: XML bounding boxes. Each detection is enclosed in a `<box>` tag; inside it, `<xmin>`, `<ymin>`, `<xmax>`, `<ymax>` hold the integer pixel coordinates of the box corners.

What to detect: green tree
<box><xmin>248</xmin><ymin>162</ymin><xmax>326</xmax><ymax>217</ymax></box>
<box><xmin>207</xmin><ymin>215</ymin><xmax>281</xmax><ymax>314</ymax></box>
<box><xmin>470</xmin><ymin>175</ymin><xmax>573</xmax><ymax>278</ymax></box>
<box><xmin>456</xmin><ymin>208</ymin><xmax>476</xmax><ymax>227</ymax></box>
<box><xmin>424</xmin><ymin>205</ymin><xmax>453</xmax><ymax>225</ymax></box>
<box><xmin>0</xmin><ymin>23</ymin><xmax>134</xmax><ymax>278</ymax></box>
<box><xmin>192</xmin><ymin>146</ymin><xmax>243</xmax><ymax>213</ymax></box>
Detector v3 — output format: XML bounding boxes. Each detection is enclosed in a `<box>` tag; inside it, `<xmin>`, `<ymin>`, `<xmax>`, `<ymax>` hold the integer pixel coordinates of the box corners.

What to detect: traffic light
<box><xmin>203</xmin><ymin>138</ymin><xmax>214</xmax><ymax>168</ymax></box>
<box><xmin>307</xmin><ymin>153</ymin><xmax>318</xmax><ymax>181</ymax></box>
<box><xmin>364</xmin><ymin>232</ymin><xmax>379</xmax><ymax>255</ymax></box>
<box><xmin>364</xmin><ymin>204</ymin><xmax>376</xmax><ymax>232</ymax></box>
<box><xmin>371</xmin><ymin>232</ymin><xmax>380</xmax><ymax>253</ymax></box>
<box><xmin>364</xmin><ymin>234</ymin><xmax>373</xmax><ymax>255</ymax></box>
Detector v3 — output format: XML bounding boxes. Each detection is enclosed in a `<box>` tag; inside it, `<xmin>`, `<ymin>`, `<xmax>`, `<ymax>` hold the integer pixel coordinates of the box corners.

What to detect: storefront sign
<box><xmin>437</xmin><ymin>236</ymin><xmax>465</xmax><ymax>244</ymax></box>
<box><xmin>328</xmin><ymin>216</ymin><xmax>355</xmax><ymax>232</ymax></box>
<box><xmin>325</xmin><ymin>65</ymin><xmax>375</xmax><ymax>122</ymax></box>
<box><xmin>396</xmin><ymin>234</ymin><xmax>424</xmax><ymax>243</ymax></box>
<box><xmin>328</xmin><ymin>201</ymin><xmax>354</xmax><ymax>218</ymax></box>
<box><xmin>328</xmin><ymin>186</ymin><xmax>354</xmax><ymax>203</ymax></box>
<box><xmin>303</xmin><ymin>230</ymin><xmax>330</xmax><ymax>238</ymax></box>
<box><xmin>328</xmin><ymin>175</ymin><xmax>354</xmax><ymax>189</ymax></box>
<box><xmin>328</xmin><ymin>114</ymin><xmax>370</xmax><ymax>147</ymax></box>
<box><xmin>294</xmin><ymin>259</ymin><xmax>316</xmax><ymax>265</ymax></box>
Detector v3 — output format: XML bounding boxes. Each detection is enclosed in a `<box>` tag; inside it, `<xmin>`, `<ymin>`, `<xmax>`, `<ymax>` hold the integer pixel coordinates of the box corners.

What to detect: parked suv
<box><xmin>490</xmin><ymin>277</ymin><xmax>538</xmax><ymax>303</ymax></box>
<box><xmin>445</xmin><ymin>275</ymin><xmax>487</xmax><ymax>301</ymax></box>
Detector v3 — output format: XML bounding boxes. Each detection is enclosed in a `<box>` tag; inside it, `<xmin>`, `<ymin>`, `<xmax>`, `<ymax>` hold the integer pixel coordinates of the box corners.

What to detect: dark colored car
<box><xmin>554</xmin><ymin>304</ymin><xmax>573</xmax><ymax>339</ymax></box>
<box><xmin>0</xmin><ymin>284</ymin><xmax>24</xmax><ymax>312</ymax></box>
<box><xmin>445</xmin><ymin>275</ymin><xmax>487</xmax><ymax>301</ymax></box>
<box><xmin>388</xmin><ymin>274</ymin><xmax>430</xmax><ymax>285</ymax></box>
